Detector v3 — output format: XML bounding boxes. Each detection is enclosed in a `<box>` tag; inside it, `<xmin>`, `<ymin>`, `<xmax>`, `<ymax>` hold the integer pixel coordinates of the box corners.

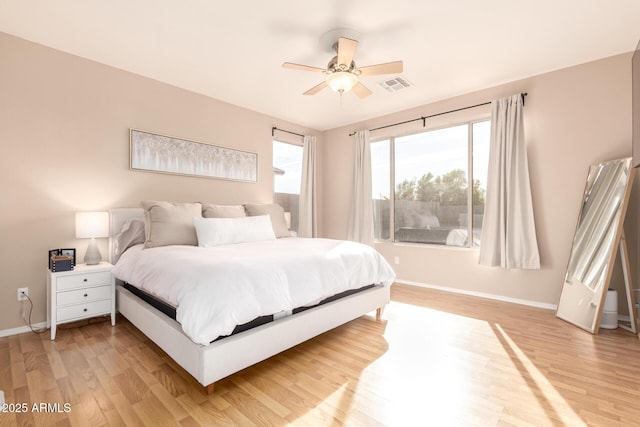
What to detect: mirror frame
<box><xmin>556</xmin><ymin>158</ymin><xmax>636</xmax><ymax>334</ymax></box>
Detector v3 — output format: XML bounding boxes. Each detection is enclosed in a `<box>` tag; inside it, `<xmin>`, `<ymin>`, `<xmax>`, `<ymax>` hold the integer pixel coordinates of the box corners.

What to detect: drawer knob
<box><xmin>84</xmin><ymin>293</ymin><xmax>88</xmax><ymax>297</ymax></box>
<box><xmin>83</xmin><ymin>308</ymin><xmax>88</xmax><ymax>312</ymax></box>
<box><xmin>83</xmin><ymin>278</ymin><xmax>88</xmax><ymax>282</ymax></box>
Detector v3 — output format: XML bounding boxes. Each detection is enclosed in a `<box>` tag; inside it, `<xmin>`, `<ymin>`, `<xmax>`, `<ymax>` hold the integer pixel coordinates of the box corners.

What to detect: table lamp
<box><xmin>75</xmin><ymin>211</ymin><xmax>109</xmax><ymax>265</ymax></box>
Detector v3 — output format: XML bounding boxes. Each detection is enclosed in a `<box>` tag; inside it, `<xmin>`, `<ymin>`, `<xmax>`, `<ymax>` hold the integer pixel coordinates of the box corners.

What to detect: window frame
<box><xmin>371</xmin><ymin>117</ymin><xmax>490</xmax><ymax>248</ymax></box>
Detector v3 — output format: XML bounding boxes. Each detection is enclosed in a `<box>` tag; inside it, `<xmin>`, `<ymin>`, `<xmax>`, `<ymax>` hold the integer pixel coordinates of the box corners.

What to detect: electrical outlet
<box><xmin>17</xmin><ymin>287</ymin><xmax>28</xmax><ymax>301</ymax></box>
<box><xmin>394</xmin><ymin>256</ymin><xmax>400</xmax><ymax>265</ymax></box>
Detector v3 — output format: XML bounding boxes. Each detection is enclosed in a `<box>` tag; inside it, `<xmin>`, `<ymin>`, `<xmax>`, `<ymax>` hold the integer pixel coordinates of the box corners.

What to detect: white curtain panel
<box><xmin>479</xmin><ymin>94</ymin><xmax>541</xmax><ymax>269</ymax></box>
<box><xmin>298</xmin><ymin>135</ymin><xmax>317</xmax><ymax>237</ymax></box>
<box><xmin>347</xmin><ymin>130</ymin><xmax>374</xmax><ymax>246</ymax></box>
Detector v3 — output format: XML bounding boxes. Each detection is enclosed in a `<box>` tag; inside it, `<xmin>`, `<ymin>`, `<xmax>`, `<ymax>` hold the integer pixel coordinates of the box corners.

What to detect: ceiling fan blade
<box><xmin>337</xmin><ymin>37</ymin><xmax>358</xmax><ymax>68</ymax></box>
<box><xmin>357</xmin><ymin>61</ymin><xmax>403</xmax><ymax>76</ymax></box>
<box><xmin>303</xmin><ymin>81</ymin><xmax>328</xmax><ymax>95</ymax></box>
<box><xmin>351</xmin><ymin>82</ymin><xmax>373</xmax><ymax>99</ymax></box>
<box><xmin>282</xmin><ymin>62</ymin><xmax>326</xmax><ymax>73</ymax></box>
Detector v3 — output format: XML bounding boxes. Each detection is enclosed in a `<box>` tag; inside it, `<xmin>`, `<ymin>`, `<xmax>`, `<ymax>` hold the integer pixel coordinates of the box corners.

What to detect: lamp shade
<box><xmin>75</xmin><ymin>212</ymin><xmax>109</xmax><ymax>238</ymax></box>
<box><xmin>326</xmin><ymin>72</ymin><xmax>358</xmax><ymax>93</ymax></box>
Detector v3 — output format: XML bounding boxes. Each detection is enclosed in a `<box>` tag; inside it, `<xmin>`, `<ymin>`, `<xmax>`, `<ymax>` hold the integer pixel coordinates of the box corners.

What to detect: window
<box><xmin>273</xmin><ymin>140</ymin><xmax>303</xmax><ymax>232</ymax></box>
<box><xmin>371</xmin><ymin>139</ymin><xmax>391</xmax><ymax>240</ymax></box>
<box><xmin>372</xmin><ymin>120</ymin><xmax>490</xmax><ymax>247</ymax></box>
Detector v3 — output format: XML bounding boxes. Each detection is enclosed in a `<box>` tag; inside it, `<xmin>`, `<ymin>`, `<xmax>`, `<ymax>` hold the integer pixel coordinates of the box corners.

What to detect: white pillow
<box><xmin>193</xmin><ymin>215</ymin><xmax>276</xmax><ymax>247</ymax></box>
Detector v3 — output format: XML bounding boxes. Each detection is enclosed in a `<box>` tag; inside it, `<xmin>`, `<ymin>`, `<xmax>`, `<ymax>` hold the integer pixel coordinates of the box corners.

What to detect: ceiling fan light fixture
<box><xmin>325</xmin><ymin>72</ymin><xmax>358</xmax><ymax>93</ymax></box>
<box><xmin>283</xmin><ymin>30</ymin><xmax>402</xmax><ymax>100</ymax></box>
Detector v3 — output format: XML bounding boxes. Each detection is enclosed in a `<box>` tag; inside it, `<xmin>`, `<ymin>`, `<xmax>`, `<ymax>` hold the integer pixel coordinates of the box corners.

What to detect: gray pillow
<box><xmin>114</xmin><ymin>217</ymin><xmax>146</xmax><ymax>255</ymax></box>
<box><xmin>243</xmin><ymin>203</ymin><xmax>290</xmax><ymax>238</ymax></box>
<box><xmin>202</xmin><ymin>204</ymin><xmax>246</xmax><ymax>218</ymax></box>
<box><xmin>141</xmin><ymin>201</ymin><xmax>202</xmax><ymax>248</ymax></box>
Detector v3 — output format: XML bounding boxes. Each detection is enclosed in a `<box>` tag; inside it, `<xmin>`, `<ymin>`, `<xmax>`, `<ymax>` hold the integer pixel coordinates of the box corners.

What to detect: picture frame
<box><xmin>48</xmin><ymin>249</ymin><xmax>59</xmax><ymax>257</ymax></box>
<box><xmin>48</xmin><ymin>249</ymin><xmax>59</xmax><ymax>270</ymax></box>
<box><xmin>130</xmin><ymin>129</ymin><xmax>258</xmax><ymax>183</ymax></box>
<box><xmin>60</xmin><ymin>248</ymin><xmax>76</xmax><ymax>267</ymax></box>
<box><xmin>49</xmin><ymin>248</ymin><xmax>76</xmax><ymax>269</ymax></box>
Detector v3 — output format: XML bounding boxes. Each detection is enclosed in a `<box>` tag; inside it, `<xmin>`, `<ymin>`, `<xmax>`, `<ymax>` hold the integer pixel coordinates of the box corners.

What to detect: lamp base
<box><xmin>84</xmin><ymin>238</ymin><xmax>102</xmax><ymax>265</ymax></box>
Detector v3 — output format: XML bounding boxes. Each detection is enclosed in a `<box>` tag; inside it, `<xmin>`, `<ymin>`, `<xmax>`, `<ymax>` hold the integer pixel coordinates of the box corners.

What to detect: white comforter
<box><xmin>113</xmin><ymin>238</ymin><xmax>395</xmax><ymax>345</ymax></box>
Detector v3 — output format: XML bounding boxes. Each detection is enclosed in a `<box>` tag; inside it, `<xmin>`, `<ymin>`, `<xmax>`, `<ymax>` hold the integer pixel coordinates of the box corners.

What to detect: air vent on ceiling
<box><xmin>378</xmin><ymin>76</ymin><xmax>413</xmax><ymax>92</ymax></box>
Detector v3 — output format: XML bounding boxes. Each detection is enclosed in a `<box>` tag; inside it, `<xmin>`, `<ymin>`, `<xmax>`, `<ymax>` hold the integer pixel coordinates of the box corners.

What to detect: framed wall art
<box><xmin>130</xmin><ymin>129</ymin><xmax>258</xmax><ymax>182</ymax></box>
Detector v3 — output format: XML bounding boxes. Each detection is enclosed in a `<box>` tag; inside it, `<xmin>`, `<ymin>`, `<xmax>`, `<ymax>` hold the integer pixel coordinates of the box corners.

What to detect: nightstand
<box><xmin>46</xmin><ymin>262</ymin><xmax>115</xmax><ymax>340</ymax></box>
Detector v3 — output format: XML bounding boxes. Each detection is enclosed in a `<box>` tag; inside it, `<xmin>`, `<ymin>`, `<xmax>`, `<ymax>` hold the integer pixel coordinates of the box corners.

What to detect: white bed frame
<box><xmin>109</xmin><ymin>208</ymin><xmax>390</xmax><ymax>394</ymax></box>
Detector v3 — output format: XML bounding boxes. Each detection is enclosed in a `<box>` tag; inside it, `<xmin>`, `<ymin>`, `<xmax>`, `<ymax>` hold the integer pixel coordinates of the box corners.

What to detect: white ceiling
<box><xmin>1</xmin><ymin>1</ymin><xmax>639</xmax><ymax>131</ymax></box>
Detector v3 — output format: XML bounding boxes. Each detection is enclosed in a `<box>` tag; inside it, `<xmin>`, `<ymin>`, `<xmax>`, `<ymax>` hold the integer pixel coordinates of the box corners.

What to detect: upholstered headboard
<box><xmin>109</xmin><ymin>208</ymin><xmax>144</xmax><ymax>264</ymax></box>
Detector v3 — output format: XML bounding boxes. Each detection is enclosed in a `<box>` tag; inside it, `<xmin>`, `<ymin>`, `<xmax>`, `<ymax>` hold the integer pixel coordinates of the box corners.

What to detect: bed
<box><xmin>109</xmin><ymin>206</ymin><xmax>394</xmax><ymax>394</ymax></box>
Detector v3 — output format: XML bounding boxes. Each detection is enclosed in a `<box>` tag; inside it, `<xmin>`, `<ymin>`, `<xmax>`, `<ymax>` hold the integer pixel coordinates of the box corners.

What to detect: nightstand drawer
<box><xmin>57</xmin><ymin>285</ymin><xmax>112</xmax><ymax>306</ymax></box>
<box><xmin>56</xmin><ymin>271</ymin><xmax>112</xmax><ymax>291</ymax></box>
<box><xmin>57</xmin><ymin>299</ymin><xmax>112</xmax><ymax>322</ymax></box>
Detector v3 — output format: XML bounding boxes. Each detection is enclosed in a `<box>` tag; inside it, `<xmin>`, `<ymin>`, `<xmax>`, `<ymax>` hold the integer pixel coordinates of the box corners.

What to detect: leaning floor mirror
<box><xmin>556</xmin><ymin>157</ymin><xmax>637</xmax><ymax>334</ymax></box>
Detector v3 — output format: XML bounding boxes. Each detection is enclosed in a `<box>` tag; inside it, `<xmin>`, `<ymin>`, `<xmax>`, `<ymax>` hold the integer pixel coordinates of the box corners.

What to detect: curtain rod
<box><xmin>272</xmin><ymin>126</ymin><xmax>304</xmax><ymax>138</ymax></box>
<box><xmin>349</xmin><ymin>92</ymin><xmax>527</xmax><ymax>136</ymax></box>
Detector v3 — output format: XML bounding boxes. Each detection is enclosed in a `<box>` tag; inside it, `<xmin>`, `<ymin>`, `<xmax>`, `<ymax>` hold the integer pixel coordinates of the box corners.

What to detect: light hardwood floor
<box><xmin>2</xmin><ymin>283</ymin><xmax>640</xmax><ymax>426</ymax></box>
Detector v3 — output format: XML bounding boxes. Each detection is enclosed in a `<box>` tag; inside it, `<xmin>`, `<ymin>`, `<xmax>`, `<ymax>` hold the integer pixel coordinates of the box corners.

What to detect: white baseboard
<box><xmin>395</xmin><ymin>279</ymin><xmax>558</xmax><ymax>311</ymax></box>
<box><xmin>0</xmin><ymin>322</ymin><xmax>48</xmax><ymax>338</ymax></box>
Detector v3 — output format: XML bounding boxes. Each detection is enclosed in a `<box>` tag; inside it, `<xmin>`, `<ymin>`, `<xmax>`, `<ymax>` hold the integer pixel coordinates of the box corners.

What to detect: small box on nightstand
<box><xmin>50</xmin><ymin>255</ymin><xmax>73</xmax><ymax>272</ymax></box>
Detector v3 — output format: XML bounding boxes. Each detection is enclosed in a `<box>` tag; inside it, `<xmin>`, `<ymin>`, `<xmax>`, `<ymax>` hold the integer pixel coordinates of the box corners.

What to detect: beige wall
<box><xmin>1</xmin><ymin>30</ymin><xmax>635</xmax><ymax>331</ymax></box>
<box><xmin>323</xmin><ymin>53</ymin><xmax>635</xmax><ymax>307</ymax></box>
<box><xmin>0</xmin><ymin>32</ymin><xmax>321</xmax><ymax>330</ymax></box>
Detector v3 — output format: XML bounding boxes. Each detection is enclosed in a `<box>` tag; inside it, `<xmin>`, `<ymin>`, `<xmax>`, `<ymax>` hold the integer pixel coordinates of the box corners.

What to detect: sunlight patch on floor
<box><xmin>288</xmin><ymin>382</ymin><xmax>359</xmax><ymax>426</ymax></box>
<box><xmin>493</xmin><ymin>324</ymin><xmax>587</xmax><ymax>426</ymax></box>
<box><xmin>334</xmin><ymin>301</ymin><xmax>588</xmax><ymax>426</ymax></box>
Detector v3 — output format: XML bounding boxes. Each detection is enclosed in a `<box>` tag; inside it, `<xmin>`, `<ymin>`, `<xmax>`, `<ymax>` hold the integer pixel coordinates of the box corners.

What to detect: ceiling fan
<box><xmin>282</xmin><ymin>31</ymin><xmax>403</xmax><ymax>99</ymax></box>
